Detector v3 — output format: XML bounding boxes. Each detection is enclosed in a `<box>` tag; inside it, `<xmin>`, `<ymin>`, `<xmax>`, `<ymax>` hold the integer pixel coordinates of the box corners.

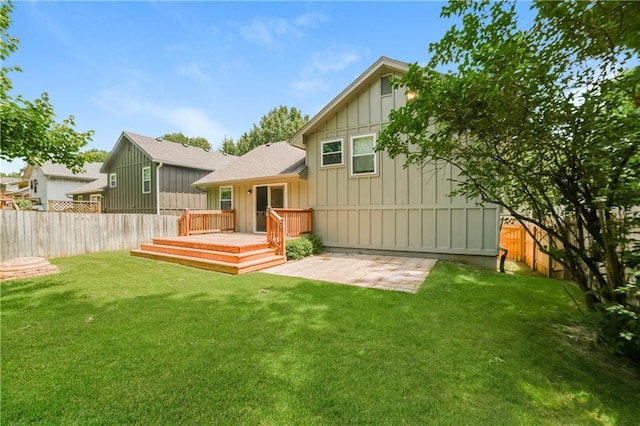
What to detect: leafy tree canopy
<box><xmin>160</xmin><ymin>132</ymin><xmax>211</xmax><ymax>150</ymax></box>
<box><xmin>0</xmin><ymin>0</ymin><xmax>94</xmax><ymax>173</ymax></box>
<box><xmin>377</xmin><ymin>0</ymin><xmax>640</xmax><ymax>360</ymax></box>
<box><xmin>80</xmin><ymin>148</ymin><xmax>109</xmax><ymax>163</ymax></box>
<box><xmin>220</xmin><ymin>106</ymin><xmax>309</xmax><ymax>156</ymax></box>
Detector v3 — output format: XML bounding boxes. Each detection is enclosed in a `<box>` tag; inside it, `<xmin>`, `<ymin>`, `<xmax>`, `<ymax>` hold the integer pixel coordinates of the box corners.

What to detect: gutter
<box><xmin>156</xmin><ymin>162</ymin><xmax>163</xmax><ymax>215</ymax></box>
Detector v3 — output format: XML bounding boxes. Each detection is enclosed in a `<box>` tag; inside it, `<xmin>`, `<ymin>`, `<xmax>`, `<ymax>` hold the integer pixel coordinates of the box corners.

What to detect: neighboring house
<box><xmin>22</xmin><ymin>161</ymin><xmax>103</xmax><ymax>210</ymax></box>
<box><xmin>194</xmin><ymin>56</ymin><xmax>500</xmax><ymax>268</ymax></box>
<box><xmin>193</xmin><ymin>141</ymin><xmax>308</xmax><ymax>232</ymax></box>
<box><xmin>101</xmin><ymin>131</ymin><xmax>236</xmax><ymax>214</ymax></box>
<box><xmin>0</xmin><ymin>177</ymin><xmax>28</xmax><ymax>198</ymax></box>
<box><xmin>66</xmin><ymin>175</ymin><xmax>108</xmax><ymax>204</ymax></box>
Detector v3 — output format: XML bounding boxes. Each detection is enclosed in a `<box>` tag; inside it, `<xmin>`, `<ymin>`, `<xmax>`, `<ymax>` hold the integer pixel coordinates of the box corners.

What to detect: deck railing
<box><xmin>178</xmin><ymin>209</ymin><xmax>235</xmax><ymax>236</ymax></box>
<box><xmin>266</xmin><ymin>207</ymin><xmax>285</xmax><ymax>256</ymax></box>
<box><xmin>272</xmin><ymin>208</ymin><xmax>313</xmax><ymax>237</ymax></box>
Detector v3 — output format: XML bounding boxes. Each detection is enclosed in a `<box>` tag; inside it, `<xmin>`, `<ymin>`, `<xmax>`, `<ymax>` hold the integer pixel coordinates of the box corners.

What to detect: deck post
<box><xmin>184</xmin><ymin>209</ymin><xmax>190</xmax><ymax>236</ymax></box>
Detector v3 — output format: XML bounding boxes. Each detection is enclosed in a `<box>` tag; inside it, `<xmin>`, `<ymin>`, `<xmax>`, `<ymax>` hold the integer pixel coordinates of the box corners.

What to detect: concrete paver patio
<box><xmin>262</xmin><ymin>252</ymin><xmax>438</xmax><ymax>293</ymax></box>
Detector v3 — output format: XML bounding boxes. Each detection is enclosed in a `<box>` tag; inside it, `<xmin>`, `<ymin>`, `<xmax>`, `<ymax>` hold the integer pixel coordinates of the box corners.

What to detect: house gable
<box><xmin>101</xmin><ymin>132</ymin><xmax>235</xmax><ymax>214</ymax></box>
<box><xmin>290</xmin><ymin>56</ymin><xmax>499</xmax><ymax>266</ymax></box>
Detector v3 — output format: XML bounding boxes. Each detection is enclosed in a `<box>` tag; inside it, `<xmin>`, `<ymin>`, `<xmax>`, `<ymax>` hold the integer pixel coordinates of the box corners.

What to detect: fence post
<box><xmin>184</xmin><ymin>209</ymin><xmax>190</xmax><ymax>236</ymax></box>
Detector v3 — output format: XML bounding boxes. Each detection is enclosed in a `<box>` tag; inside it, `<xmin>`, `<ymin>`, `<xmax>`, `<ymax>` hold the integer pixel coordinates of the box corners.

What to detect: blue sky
<box><xmin>2</xmin><ymin>1</ymin><xmax>528</xmax><ymax>174</ymax></box>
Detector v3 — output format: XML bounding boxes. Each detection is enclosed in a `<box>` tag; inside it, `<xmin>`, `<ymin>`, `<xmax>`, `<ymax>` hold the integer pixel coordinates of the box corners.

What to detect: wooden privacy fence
<box><xmin>48</xmin><ymin>200</ymin><xmax>101</xmax><ymax>214</ymax></box>
<box><xmin>1</xmin><ymin>210</ymin><xmax>177</xmax><ymax>260</ymax></box>
<box><xmin>499</xmin><ymin>221</ymin><xmax>566</xmax><ymax>279</ymax></box>
<box><xmin>177</xmin><ymin>209</ymin><xmax>235</xmax><ymax>236</ymax></box>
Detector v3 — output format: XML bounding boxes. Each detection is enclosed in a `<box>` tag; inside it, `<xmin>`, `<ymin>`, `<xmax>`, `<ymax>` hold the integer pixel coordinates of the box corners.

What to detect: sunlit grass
<box><xmin>2</xmin><ymin>251</ymin><xmax>638</xmax><ymax>424</ymax></box>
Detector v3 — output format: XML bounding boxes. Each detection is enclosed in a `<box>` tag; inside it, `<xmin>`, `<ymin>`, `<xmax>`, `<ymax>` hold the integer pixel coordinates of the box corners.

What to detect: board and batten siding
<box><xmin>103</xmin><ymin>140</ymin><xmax>156</xmax><ymax>214</ymax></box>
<box><xmin>207</xmin><ymin>177</ymin><xmax>308</xmax><ymax>233</ymax></box>
<box><xmin>158</xmin><ymin>165</ymin><xmax>209</xmax><ymax>215</ymax></box>
<box><xmin>305</xmin><ymin>73</ymin><xmax>499</xmax><ymax>263</ymax></box>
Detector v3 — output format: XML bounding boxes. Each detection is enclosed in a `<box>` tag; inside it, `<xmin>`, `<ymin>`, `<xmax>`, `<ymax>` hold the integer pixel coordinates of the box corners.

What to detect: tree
<box><xmin>0</xmin><ymin>0</ymin><xmax>93</xmax><ymax>173</ymax></box>
<box><xmin>220</xmin><ymin>106</ymin><xmax>309</xmax><ymax>156</ymax></box>
<box><xmin>80</xmin><ymin>148</ymin><xmax>109</xmax><ymax>163</ymax></box>
<box><xmin>377</xmin><ymin>0</ymin><xmax>640</xmax><ymax>360</ymax></box>
<box><xmin>160</xmin><ymin>132</ymin><xmax>211</xmax><ymax>150</ymax></box>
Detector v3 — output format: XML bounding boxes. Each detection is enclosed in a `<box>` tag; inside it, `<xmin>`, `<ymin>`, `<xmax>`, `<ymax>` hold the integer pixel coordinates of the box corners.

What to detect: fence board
<box><xmin>1</xmin><ymin>211</ymin><xmax>178</xmax><ymax>260</ymax></box>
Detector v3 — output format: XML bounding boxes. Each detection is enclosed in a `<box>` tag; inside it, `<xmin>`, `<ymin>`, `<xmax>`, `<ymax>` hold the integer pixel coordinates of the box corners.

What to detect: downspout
<box><xmin>156</xmin><ymin>162</ymin><xmax>163</xmax><ymax>215</ymax></box>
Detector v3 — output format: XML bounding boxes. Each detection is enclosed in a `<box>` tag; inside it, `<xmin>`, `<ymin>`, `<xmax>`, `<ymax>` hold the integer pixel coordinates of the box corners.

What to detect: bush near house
<box><xmin>285</xmin><ymin>234</ymin><xmax>322</xmax><ymax>260</ymax></box>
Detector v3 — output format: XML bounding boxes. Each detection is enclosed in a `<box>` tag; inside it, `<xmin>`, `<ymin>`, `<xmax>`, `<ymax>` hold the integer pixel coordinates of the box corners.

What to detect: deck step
<box><xmin>131</xmin><ymin>249</ymin><xmax>286</xmax><ymax>275</ymax></box>
<box><xmin>139</xmin><ymin>243</ymin><xmax>277</xmax><ymax>264</ymax></box>
<box><xmin>151</xmin><ymin>237</ymin><xmax>271</xmax><ymax>254</ymax></box>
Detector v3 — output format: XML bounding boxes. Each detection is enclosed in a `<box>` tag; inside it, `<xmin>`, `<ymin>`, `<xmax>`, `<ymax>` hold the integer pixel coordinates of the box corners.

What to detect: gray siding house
<box><xmin>101</xmin><ymin>132</ymin><xmax>235</xmax><ymax>214</ymax></box>
<box><xmin>195</xmin><ymin>57</ymin><xmax>499</xmax><ymax>268</ymax></box>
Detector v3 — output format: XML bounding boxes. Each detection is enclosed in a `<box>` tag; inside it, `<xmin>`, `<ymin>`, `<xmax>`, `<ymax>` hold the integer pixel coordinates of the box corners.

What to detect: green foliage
<box><xmin>378</xmin><ymin>0</ymin><xmax>640</xmax><ymax>360</ymax></box>
<box><xmin>0</xmin><ymin>1</ymin><xmax>93</xmax><ymax>173</ymax></box>
<box><xmin>219</xmin><ymin>136</ymin><xmax>239</xmax><ymax>156</ymax></box>
<box><xmin>220</xmin><ymin>106</ymin><xmax>308</xmax><ymax>156</ymax></box>
<box><xmin>161</xmin><ymin>132</ymin><xmax>211</xmax><ymax>150</ymax></box>
<box><xmin>14</xmin><ymin>198</ymin><xmax>31</xmax><ymax>210</ymax></box>
<box><xmin>301</xmin><ymin>233</ymin><xmax>323</xmax><ymax>255</ymax></box>
<box><xmin>285</xmin><ymin>237</ymin><xmax>313</xmax><ymax>260</ymax></box>
<box><xmin>80</xmin><ymin>148</ymin><xmax>109</xmax><ymax>163</ymax></box>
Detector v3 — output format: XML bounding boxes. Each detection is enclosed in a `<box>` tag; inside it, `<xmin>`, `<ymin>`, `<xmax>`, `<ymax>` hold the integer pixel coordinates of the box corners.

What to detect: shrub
<box><xmin>15</xmin><ymin>199</ymin><xmax>32</xmax><ymax>210</ymax></box>
<box><xmin>301</xmin><ymin>233</ymin><xmax>323</xmax><ymax>255</ymax></box>
<box><xmin>285</xmin><ymin>238</ymin><xmax>313</xmax><ymax>260</ymax></box>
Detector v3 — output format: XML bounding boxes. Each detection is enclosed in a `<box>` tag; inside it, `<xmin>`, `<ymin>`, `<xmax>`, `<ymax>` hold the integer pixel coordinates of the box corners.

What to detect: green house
<box><xmin>101</xmin><ymin>132</ymin><xmax>235</xmax><ymax>215</ymax></box>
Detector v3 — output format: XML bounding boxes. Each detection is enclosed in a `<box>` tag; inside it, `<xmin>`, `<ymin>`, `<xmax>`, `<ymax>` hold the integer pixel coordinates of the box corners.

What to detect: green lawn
<box><xmin>2</xmin><ymin>251</ymin><xmax>638</xmax><ymax>425</ymax></box>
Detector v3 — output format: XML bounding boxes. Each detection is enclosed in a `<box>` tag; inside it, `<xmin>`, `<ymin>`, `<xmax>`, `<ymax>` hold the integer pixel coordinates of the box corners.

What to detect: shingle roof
<box><xmin>111</xmin><ymin>131</ymin><xmax>236</xmax><ymax>171</ymax></box>
<box><xmin>38</xmin><ymin>161</ymin><xmax>103</xmax><ymax>180</ymax></box>
<box><xmin>193</xmin><ymin>142</ymin><xmax>306</xmax><ymax>186</ymax></box>
<box><xmin>66</xmin><ymin>175</ymin><xmax>108</xmax><ymax>195</ymax></box>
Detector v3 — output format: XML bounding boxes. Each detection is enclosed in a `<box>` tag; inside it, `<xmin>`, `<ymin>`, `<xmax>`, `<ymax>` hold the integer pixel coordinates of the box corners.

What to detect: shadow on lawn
<box><xmin>2</xmin><ymin>263</ymin><xmax>639</xmax><ymax>424</ymax></box>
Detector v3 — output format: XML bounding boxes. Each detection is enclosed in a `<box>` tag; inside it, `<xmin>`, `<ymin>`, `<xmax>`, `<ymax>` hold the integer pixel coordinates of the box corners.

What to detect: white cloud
<box><xmin>239</xmin><ymin>12</ymin><xmax>329</xmax><ymax>49</ymax></box>
<box><xmin>91</xmin><ymin>88</ymin><xmax>230</xmax><ymax>148</ymax></box>
<box><xmin>177</xmin><ymin>61</ymin><xmax>213</xmax><ymax>87</ymax></box>
<box><xmin>291</xmin><ymin>48</ymin><xmax>362</xmax><ymax>96</ymax></box>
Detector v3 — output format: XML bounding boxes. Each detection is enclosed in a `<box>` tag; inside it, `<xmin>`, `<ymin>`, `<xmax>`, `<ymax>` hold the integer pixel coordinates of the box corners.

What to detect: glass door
<box><xmin>255</xmin><ymin>185</ymin><xmax>286</xmax><ymax>232</ymax></box>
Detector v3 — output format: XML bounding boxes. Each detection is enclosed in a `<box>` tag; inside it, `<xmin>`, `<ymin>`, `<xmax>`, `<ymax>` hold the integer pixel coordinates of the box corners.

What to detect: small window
<box><xmin>351</xmin><ymin>134</ymin><xmax>377</xmax><ymax>175</ymax></box>
<box><xmin>78</xmin><ymin>195</ymin><xmax>84</xmax><ymax>201</ymax></box>
<box><xmin>381</xmin><ymin>75</ymin><xmax>392</xmax><ymax>96</ymax></box>
<box><xmin>142</xmin><ymin>167</ymin><xmax>151</xmax><ymax>194</ymax></box>
<box><xmin>109</xmin><ymin>173</ymin><xmax>117</xmax><ymax>188</ymax></box>
<box><xmin>220</xmin><ymin>186</ymin><xmax>232</xmax><ymax>210</ymax></box>
<box><xmin>321</xmin><ymin>139</ymin><xmax>343</xmax><ymax>167</ymax></box>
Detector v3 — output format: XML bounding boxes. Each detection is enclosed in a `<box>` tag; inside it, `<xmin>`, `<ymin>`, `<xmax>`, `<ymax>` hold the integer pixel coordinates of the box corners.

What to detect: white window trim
<box><xmin>142</xmin><ymin>166</ymin><xmax>151</xmax><ymax>194</ymax></box>
<box><xmin>381</xmin><ymin>74</ymin><xmax>393</xmax><ymax>97</ymax></box>
<box><xmin>109</xmin><ymin>173</ymin><xmax>117</xmax><ymax>188</ymax></box>
<box><xmin>252</xmin><ymin>183</ymin><xmax>288</xmax><ymax>233</ymax></box>
<box><xmin>320</xmin><ymin>138</ymin><xmax>344</xmax><ymax>167</ymax></box>
<box><xmin>350</xmin><ymin>133</ymin><xmax>378</xmax><ymax>176</ymax></box>
<box><xmin>220</xmin><ymin>185</ymin><xmax>233</xmax><ymax>210</ymax></box>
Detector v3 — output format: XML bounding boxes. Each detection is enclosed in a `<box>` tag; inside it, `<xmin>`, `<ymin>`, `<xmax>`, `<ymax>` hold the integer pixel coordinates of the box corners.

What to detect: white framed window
<box><xmin>142</xmin><ymin>167</ymin><xmax>151</xmax><ymax>194</ymax></box>
<box><xmin>77</xmin><ymin>195</ymin><xmax>84</xmax><ymax>201</ymax></box>
<box><xmin>220</xmin><ymin>186</ymin><xmax>232</xmax><ymax>210</ymax></box>
<box><xmin>381</xmin><ymin>75</ymin><xmax>392</xmax><ymax>96</ymax></box>
<box><xmin>109</xmin><ymin>173</ymin><xmax>117</xmax><ymax>188</ymax></box>
<box><xmin>321</xmin><ymin>139</ymin><xmax>344</xmax><ymax>167</ymax></box>
<box><xmin>351</xmin><ymin>134</ymin><xmax>377</xmax><ymax>175</ymax></box>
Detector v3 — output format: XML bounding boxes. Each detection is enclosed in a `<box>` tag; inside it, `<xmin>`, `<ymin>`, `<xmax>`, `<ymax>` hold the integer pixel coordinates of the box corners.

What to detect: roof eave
<box><xmin>289</xmin><ymin>56</ymin><xmax>409</xmax><ymax>147</ymax></box>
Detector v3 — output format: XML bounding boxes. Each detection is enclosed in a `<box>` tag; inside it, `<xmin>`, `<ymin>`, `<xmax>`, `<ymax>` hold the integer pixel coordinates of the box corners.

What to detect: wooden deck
<box><xmin>131</xmin><ymin>233</ymin><xmax>286</xmax><ymax>275</ymax></box>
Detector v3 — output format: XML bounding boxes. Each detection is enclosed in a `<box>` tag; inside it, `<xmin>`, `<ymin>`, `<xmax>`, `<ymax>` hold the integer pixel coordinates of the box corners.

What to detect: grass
<box><xmin>2</xmin><ymin>251</ymin><xmax>639</xmax><ymax>425</ymax></box>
